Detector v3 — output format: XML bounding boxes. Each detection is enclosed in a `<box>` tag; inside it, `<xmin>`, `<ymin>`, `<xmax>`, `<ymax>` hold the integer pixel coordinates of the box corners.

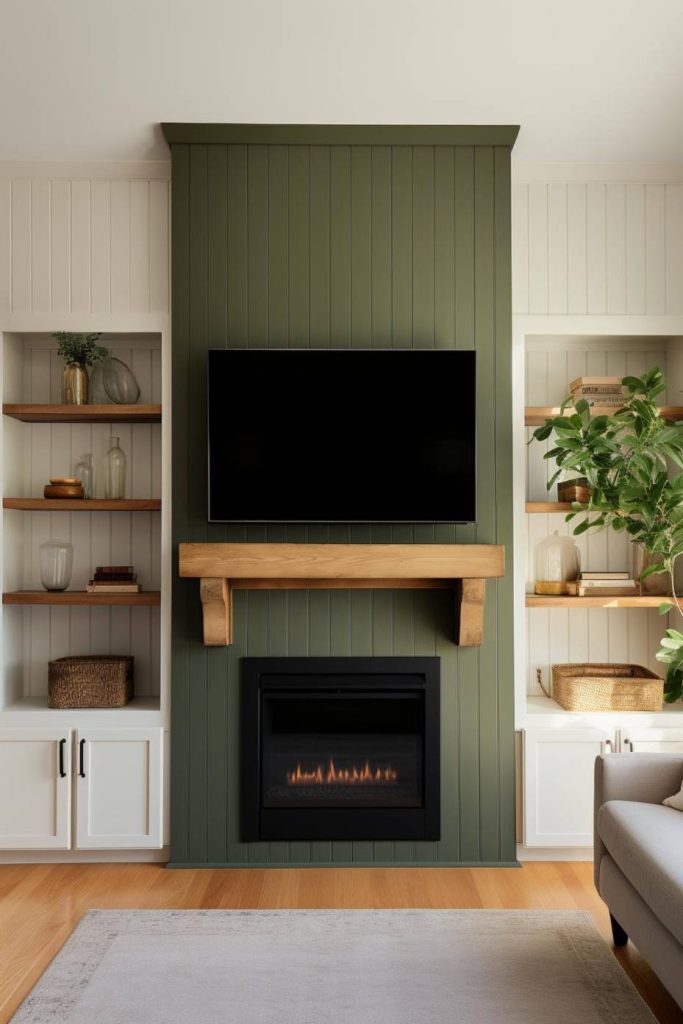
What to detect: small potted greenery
<box><xmin>53</xmin><ymin>332</ymin><xmax>108</xmax><ymax>405</ymax></box>
<box><xmin>532</xmin><ymin>367</ymin><xmax>683</xmax><ymax>703</ymax></box>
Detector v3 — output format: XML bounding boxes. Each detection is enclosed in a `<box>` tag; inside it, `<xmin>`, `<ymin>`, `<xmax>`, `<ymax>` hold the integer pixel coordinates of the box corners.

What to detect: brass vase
<box><xmin>62</xmin><ymin>363</ymin><xmax>89</xmax><ymax>405</ymax></box>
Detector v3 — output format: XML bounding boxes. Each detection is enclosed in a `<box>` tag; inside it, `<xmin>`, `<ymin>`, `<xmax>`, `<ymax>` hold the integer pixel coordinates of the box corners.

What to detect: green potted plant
<box><xmin>532</xmin><ymin>367</ymin><xmax>683</xmax><ymax>703</ymax></box>
<box><xmin>53</xmin><ymin>332</ymin><xmax>108</xmax><ymax>405</ymax></box>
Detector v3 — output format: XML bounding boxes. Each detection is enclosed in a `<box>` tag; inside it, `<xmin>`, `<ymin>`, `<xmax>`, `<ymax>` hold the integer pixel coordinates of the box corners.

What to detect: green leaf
<box><xmin>659</xmin><ymin>602</ymin><xmax>674</xmax><ymax>615</ymax></box>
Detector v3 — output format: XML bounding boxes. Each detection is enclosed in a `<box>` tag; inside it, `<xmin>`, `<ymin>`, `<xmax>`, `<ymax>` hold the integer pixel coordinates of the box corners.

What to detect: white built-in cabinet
<box><xmin>0</xmin><ymin>728</ymin><xmax>72</xmax><ymax>849</ymax></box>
<box><xmin>0</xmin><ymin>727</ymin><xmax>163</xmax><ymax>851</ymax></box>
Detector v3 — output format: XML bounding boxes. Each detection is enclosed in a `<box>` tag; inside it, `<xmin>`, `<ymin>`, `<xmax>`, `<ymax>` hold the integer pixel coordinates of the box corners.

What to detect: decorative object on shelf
<box><xmin>632</xmin><ymin>544</ymin><xmax>672</xmax><ymax>597</ymax></box>
<box><xmin>88</xmin><ymin>362</ymin><xmax>109</xmax><ymax>403</ymax></box>
<box><xmin>567</xmin><ymin>571</ymin><xmax>639</xmax><ymax>598</ymax></box>
<box><xmin>531</xmin><ymin>367</ymin><xmax>683</xmax><ymax>702</ymax></box>
<box><xmin>43</xmin><ymin>477</ymin><xmax>85</xmax><ymax>500</ymax></box>
<box><xmin>47</xmin><ymin>655</ymin><xmax>134</xmax><ymax>708</ymax></box>
<box><xmin>569</xmin><ymin>376</ymin><xmax>624</xmax><ymax>407</ymax></box>
<box><xmin>39</xmin><ymin>539</ymin><xmax>74</xmax><ymax>591</ymax></box>
<box><xmin>87</xmin><ymin>565</ymin><xmax>140</xmax><ymax>594</ymax></box>
<box><xmin>53</xmin><ymin>332</ymin><xmax>108</xmax><ymax>406</ymax></box>
<box><xmin>104</xmin><ymin>436</ymin><xmax>127</xmax><ymax>499</ymax></box>
<box><xmin>74</xmin><ymin>454</ymin><xmax>94</xmax><ymax>499</ymax></box>
<box><xmin>549</xmin><ymin>663</ymin><xmax>663</xmax><ymax>712</ymax></box>
<box><xmin>557</xmin><ymin>477</ymin><xmax>591</xmax><ymax>503</ymax></box>
<box><xmin>102</xmin><ymin>357</ymin><xmax>141</xmax><ymax>404</ymax></box>
<box><xmin>534</xmin><ymin>532</ymin><xmax>580</xmax><ymax>595</ymax></box>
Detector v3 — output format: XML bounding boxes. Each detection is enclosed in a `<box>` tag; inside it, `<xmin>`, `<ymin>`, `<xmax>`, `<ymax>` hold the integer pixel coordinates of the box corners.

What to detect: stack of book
<box><xmin>87</xmin><ymin>566</ymin><xmax>140</xmax><ymax>594</ymax></box>
<box><xmin>568</xmin><ymin>571</ymin><xmax>639</xmax><ymax>598</ymax></box>
<box><xmin>570</xmin><ymin>376</ymin><xmax>624</xmax><ymax>407</ymax></box>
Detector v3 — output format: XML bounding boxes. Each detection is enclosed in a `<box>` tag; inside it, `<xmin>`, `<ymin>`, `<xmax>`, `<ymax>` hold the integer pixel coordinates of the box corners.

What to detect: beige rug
<box><xmin>12</xmin><ymin>910</ymin><xmax>655</xmax><ymax>1023</ymax></box>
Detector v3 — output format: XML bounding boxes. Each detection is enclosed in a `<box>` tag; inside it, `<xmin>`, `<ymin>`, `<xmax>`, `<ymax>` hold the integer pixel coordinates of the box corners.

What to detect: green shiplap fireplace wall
<box><xmin>163</xmin><ymin>124</ymin><xmax>519</xmax><ymax>866</ymax></box>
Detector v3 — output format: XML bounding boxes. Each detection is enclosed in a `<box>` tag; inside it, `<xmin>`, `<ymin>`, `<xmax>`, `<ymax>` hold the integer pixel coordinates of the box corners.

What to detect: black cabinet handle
<box><xmin>58</xmin><ymin>738</ymin><xmax>67</xmax><ymax>778</ymax></box>
<box><xmin>78</xmin><ymin>738</ymin><xmax>86</xmax><ymax>778</ymax></box>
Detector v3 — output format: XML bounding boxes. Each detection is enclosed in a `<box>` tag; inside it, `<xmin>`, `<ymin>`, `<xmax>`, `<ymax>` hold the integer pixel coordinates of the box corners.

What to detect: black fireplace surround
<box><xmin>242</xmin><ymin>657</ymin><xmax>440</xmax><ymax>842</ymax></box>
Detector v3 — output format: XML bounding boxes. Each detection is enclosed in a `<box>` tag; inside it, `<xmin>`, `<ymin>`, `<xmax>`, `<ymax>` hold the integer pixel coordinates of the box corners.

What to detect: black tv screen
<box><xmin>207</xmin><ymin>349</ymin><xmax>476</xmax><ymax>523</ymax></box>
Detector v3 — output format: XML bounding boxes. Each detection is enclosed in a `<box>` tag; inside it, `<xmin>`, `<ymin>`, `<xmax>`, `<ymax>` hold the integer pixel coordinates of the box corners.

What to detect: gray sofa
<box><xmin>594</xmin><ymin>753</ymin><xmax>683</xmax><ymax>1010</ymax></box>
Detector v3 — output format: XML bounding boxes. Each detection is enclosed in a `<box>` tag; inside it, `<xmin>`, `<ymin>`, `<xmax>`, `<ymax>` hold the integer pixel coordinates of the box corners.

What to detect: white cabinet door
<box><xmin>75</xmin><ymin>728</ymin><xmax>163</xmax><ymax>849</ymax></box>
<box><xmin>523</xmin><ymin>727</ymin><xmax>612</xmax><ymax>847</ymax></box>
<box><xmin>0</xmin><ymin>729</ymin><xmax>71</xmax><ymax>849</ymax></box>
<box><xmin>620</xmin><ymin>727</ymin><xmax>683</xmax><ymax>754</ymax></box>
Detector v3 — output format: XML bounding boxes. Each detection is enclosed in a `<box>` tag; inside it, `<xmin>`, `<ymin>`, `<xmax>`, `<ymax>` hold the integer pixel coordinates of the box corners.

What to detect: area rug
<box><xmin>11</xmin><ymin>909</ymin><xmax>656</xmax><ymax>1023</ymax></box>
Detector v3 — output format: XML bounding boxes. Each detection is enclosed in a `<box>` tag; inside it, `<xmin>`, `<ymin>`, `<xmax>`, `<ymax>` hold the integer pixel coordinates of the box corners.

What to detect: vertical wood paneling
<box><xmin>511</xmin><ymin>183</ymin><xmax>528</xmax><ymax>315</ymax></box>
<box><xmin>645</xmin><ymin>184</ymin><xmax>666</xmax><ymax>314</ymax></box>
<box><xmin>666</xmin><ymin>183</ymin><xmax>683</xmax><ymax>314</ymax></box>
<box><xmin>30</xmin><ymin>179</ymin><xmax>50</xmax><ymax>313</ymax></box>
<box><xmin>90</xmin><ymin>180</ymin><xmax>111</xmax><ymax>313</ymax></box>
<box><xmin>0</xmin><ymin>179</ymin><xmax>11</xmax><ymax>311</ymax></box>
<box><xmin>586</xmin><ymin>184</ymin><xmax>607</xmax><ymax>313</ymax></box>
<box><xmin>169</xmin><ymin>135</ymin><xmax>516</xmax><ymax>867</ymax></box>
<box><xmin>11</xmin><ymin>179</ymin><xmax>31</xmax><ymax>313</ymax></box>
<box><xmin>567</xmin><ymin>184</ymin><xmax>587</xmax><ymax>314</ymax></box>
<box><xmin>547</xmin><ymin>184</ymin><xmax>567</xmax><ymax>313</ymax></box>
<box><xmin>625</xmin><ymin>184</ymin><xmax>645</xmax><ymax>314</ymax></box>
<box><xmin>110</xmin><ymin>180</ymin><xmax>131</xmax><ymax>313</ymax></box>
<box><xmin>130</xmin><ymin>180</ymin><xmax>150</xmax><ymax>312</ymax></box>
<box><xmin>527</xmin><ymin>184</ymin><xmax>548</xmax><ymax>313</ymax></box>
<box><xmin>50</xmin><ymin>180</ymin><xmax>70</xmax><ymax>312</ymax></box>
<box><xmin>605</xmin><ymin>184</ymin><xmax>626</xmax><ymax>313</ymax></box>
<box><xmin>70</xmin><ymin>180</ymin><xmax>91</xmax><ymax>313</ymax></box>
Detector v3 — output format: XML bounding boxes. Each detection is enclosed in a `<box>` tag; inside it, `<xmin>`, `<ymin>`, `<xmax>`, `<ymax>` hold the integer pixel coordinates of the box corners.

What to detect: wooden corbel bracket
<box><xmin>180</xmin><ymin>543</ymin><xmax>505</xmax><ymax>648</ymax></box>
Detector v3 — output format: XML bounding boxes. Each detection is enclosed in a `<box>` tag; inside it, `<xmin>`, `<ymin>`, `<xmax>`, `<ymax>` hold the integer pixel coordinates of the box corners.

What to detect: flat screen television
<box><xmin>207</xmin><ymin>349</ymin><xmax>476</xmax><ymax>523</ymax></box>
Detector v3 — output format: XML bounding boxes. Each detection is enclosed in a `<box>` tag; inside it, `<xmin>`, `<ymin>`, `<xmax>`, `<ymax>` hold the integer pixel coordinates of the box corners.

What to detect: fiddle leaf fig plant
<box><xmin>532</xmin><ymin>367</ymin><xmax>683</xmax><ymax>702</ymax></box>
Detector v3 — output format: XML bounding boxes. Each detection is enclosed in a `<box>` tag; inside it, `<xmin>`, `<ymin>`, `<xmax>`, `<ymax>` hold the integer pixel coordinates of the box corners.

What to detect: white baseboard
<box><xmin>517</xmin><ymin>845</ymin><xmax>593</xmax><ymax>862</ymax></box>
<box><xmin>0</xmin><ymin>847</ymin><xmax>169</xmax><ymax>864</ymax></box>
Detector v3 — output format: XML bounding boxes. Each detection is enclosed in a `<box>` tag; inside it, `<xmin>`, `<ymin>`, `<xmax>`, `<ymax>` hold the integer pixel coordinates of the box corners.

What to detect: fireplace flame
<box><xmin>286</xmin><ymin>758</ymin><xmax>398</xmax><ymax>786</ymax></box>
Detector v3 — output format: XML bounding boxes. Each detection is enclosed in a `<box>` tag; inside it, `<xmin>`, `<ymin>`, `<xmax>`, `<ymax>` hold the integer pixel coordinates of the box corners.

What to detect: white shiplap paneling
<box><xmin>0</xmin><ymin>173</ymin><xmax>169</xmax><ymax>316</ymax></box>
<box><xmin>513</xmin><ymin>178</ymin><xmax>683</xmax><ymax>317</ymax></box>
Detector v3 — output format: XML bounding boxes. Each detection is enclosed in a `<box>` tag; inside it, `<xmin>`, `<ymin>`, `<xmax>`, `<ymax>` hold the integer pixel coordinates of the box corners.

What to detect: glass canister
<box><xmin>74</xmin><ymin>453</ymin><xmax>94</xmax><ymax>499</ymax></box>
<box><xmin>40</xmin><ymin>539</ymin><xmax>73</xmax><ymax>591</ymax></box>
<box><xmin>534</xmin><ymin>531</ymin><xmax>581</xmax><ymax>595</ymax></box>
<box><xmin>105</xmin><ymin>437</ymin><xmax>127</xmax><ymax>499</ymax></box>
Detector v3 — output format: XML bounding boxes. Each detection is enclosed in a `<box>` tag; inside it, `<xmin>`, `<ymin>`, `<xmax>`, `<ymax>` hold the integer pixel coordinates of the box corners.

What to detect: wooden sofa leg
<box><xmin>610</xmin><ymin>913</ymin><xmax>628</xmax><ymax>947</ymax></box>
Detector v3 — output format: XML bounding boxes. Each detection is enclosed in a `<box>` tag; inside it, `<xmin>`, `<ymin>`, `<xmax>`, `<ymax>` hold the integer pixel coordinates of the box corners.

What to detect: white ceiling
<box><xmin>1</xmin><ymin>0</ymin><xmax>683</xmax><ymax>164</ymax></box>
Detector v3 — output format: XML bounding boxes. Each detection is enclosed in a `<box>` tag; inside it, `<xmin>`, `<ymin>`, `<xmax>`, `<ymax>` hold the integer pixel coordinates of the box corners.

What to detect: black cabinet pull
<box><xmin>58</xmin><ymin>738</ymin><xmax>67</xmax><ymax>778</ymax></box>
<box><xmin>78</xmin><ymin>738</ymin><xmax>86</xmax><ymax>778</ymax></box>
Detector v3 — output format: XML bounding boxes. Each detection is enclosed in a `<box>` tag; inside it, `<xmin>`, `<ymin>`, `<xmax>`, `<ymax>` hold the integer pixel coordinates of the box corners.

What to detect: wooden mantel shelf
<box><xmin>179</xmin><ymin>543</ymin><xmax>505</xmax><ymax>647</ymax></box>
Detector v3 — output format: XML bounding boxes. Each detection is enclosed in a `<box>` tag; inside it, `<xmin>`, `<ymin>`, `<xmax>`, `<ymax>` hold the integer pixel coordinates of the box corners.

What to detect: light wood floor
<box><xmin>1</xmin><ymin>863</ymin><xmax>681</xmax><ymax>1023</ymax></box>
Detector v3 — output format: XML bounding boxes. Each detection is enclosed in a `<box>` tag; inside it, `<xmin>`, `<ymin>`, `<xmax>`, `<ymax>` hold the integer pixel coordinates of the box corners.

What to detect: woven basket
<box><xmin>48</xmin><ymin>656</ymin><xmax>134</xmax><ymax>708</ymax></box>
<box><xmin>551</xmin><ymin>663</ymin><xmax>663</xmax><ymax>712</ymax></box>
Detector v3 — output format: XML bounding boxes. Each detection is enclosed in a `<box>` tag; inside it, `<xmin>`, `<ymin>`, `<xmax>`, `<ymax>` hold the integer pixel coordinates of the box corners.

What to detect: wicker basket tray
<box><xmin>48</xmin><ymin>656</ymin><xmax>134</xmax><ymax>708</ymax></box>
<box><xmin>551</xmin><ymin>663</ymin><xmax>663</xmax><ymax>712</ymax></box>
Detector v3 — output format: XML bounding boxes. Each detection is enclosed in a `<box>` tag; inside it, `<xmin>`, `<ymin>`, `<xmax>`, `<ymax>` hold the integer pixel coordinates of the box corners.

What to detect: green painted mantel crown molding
<box><xmin>161</xmin><ymin>123</ymin><xmax>520</xmax><ymax>147</ymax></box>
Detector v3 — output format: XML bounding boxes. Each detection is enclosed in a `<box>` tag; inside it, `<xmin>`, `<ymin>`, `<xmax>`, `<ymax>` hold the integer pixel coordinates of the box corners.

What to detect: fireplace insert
<box><xmin>242</xmin><ymin>657</ymin><xmax>440</xmax><ymax>841</ymax></box>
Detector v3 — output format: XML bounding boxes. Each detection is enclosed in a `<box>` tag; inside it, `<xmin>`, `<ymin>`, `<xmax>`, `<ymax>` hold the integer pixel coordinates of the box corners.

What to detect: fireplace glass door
<box><xmin>261</xmin><ymin>691</ymin><xmax>424</xmax><ymax>810</ymax></box>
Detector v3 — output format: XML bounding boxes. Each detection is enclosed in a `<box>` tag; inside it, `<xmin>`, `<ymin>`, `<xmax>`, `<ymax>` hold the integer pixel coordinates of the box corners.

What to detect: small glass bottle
<box><xmin>74</xmin><ymin>453</ymin><xmax>94</xmax><ymax>499</ymax></box>
<box><xmin>105</xmin><ymin>437</ymin><xmax>127</xmax><ymax>499</ymax></box>
<box><xmin>40</xmin><ymin>539</ymin><xmax>73</xmax><ymax>591</ymax></box>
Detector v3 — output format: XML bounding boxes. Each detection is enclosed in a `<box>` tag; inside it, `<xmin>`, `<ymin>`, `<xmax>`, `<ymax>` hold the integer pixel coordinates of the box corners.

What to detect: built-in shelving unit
<box><xmin>3</xmin><ymin>498</ymin><xmax>161</xmax><ymax>511</ymax></box>
<box><xmin>525</xmin><ymin>502</ymin><xmax>572</xmax><ymax>513</ymax></box>
<box><xmin>0</xmin><ymin>331</ymin><xmax>167</xmax><ymax>722</ymax></box>
<box><xmin>3</xmin><ymin>403</ymin><xmax>161</xmax><ymax>423</ymax></box>
<box><xmin>3</xmin><ymin>591</ymin><xmax>161</xmax><ymax>606</ymax></box>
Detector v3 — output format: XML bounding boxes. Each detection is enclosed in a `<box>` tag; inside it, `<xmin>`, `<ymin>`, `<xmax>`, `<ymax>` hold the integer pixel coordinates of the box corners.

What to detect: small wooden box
<box><xmin>557</xmin><ymin>477</ymin><xmax>591</xmax><ymax>503</ymax></box>
<box><xmin>48</xmin><ymin>656</ymin><xmax>134</xmax><ymax>708</ymax></box>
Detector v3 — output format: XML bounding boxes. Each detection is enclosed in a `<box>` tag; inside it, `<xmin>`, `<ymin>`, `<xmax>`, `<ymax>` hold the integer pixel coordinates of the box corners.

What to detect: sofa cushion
<box><xmin>598</xmin><ymin>800</ymin><xmax>683</xmax><ymax>945</ymax></box>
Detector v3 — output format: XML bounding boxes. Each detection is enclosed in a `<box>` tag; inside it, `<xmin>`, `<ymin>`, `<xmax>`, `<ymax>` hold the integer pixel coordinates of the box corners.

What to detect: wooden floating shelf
<box><xmin>526</xmin><ymin>594</ymin><xmax>677</xmax><ymax>609</ymax></box>
<box><xmin>2</xmin><ymin>403</ymin><xmax>161</xmax><ymax>423</ymax></box>
<box><xmin>179</xmin><ymin>542</ymin><xmax>506</xmax><ymax>648</ymax></box>
<box><xmin>525</xmin><ymin>405</ymin><xmax>683</xmax><ymax>427</ymax></box>
<box><xmin>3</xmin><ymin>591</ymin><xmax>161</xmax><ymax>606</ymax></box>
<box><xmin>3</xmin><ymin>498</ymin><xmax>161</xmax><ymax>511</ymax></box>
<box><xmin>525</xmin><ymin>502</ymin><xmax>573</xmax><ymax>513</ymax></box>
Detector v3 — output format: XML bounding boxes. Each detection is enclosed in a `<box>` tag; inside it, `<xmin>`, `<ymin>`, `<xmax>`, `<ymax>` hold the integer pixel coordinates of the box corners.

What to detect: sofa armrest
<box><xmin>594</xmin><ymin>753</ymin><xmax>683</xmax><ymax>889</ymax></box>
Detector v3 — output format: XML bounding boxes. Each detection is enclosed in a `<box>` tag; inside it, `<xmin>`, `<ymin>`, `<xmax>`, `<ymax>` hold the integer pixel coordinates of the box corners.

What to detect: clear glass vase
<box><xmin>74</xmin><ymin>453</ymin><xmax>94</xmax><ymax>499</ymax></box>
<box><xmin>105</xmin><ymin>437</ymin><xmax>127</xmax><ymax>499</ymax></box>
<box><xmin>40</xmin><ymin>539</ymin><xmax>73</xmax><ymax>591</ymax></box>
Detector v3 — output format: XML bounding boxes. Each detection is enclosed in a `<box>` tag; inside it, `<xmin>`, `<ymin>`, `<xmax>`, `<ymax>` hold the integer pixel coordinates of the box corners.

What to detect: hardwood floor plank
<box><xmin>0</xmin><ymin>864</ymin><xmax>679</xmax><ymax>1023</ymax></box>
